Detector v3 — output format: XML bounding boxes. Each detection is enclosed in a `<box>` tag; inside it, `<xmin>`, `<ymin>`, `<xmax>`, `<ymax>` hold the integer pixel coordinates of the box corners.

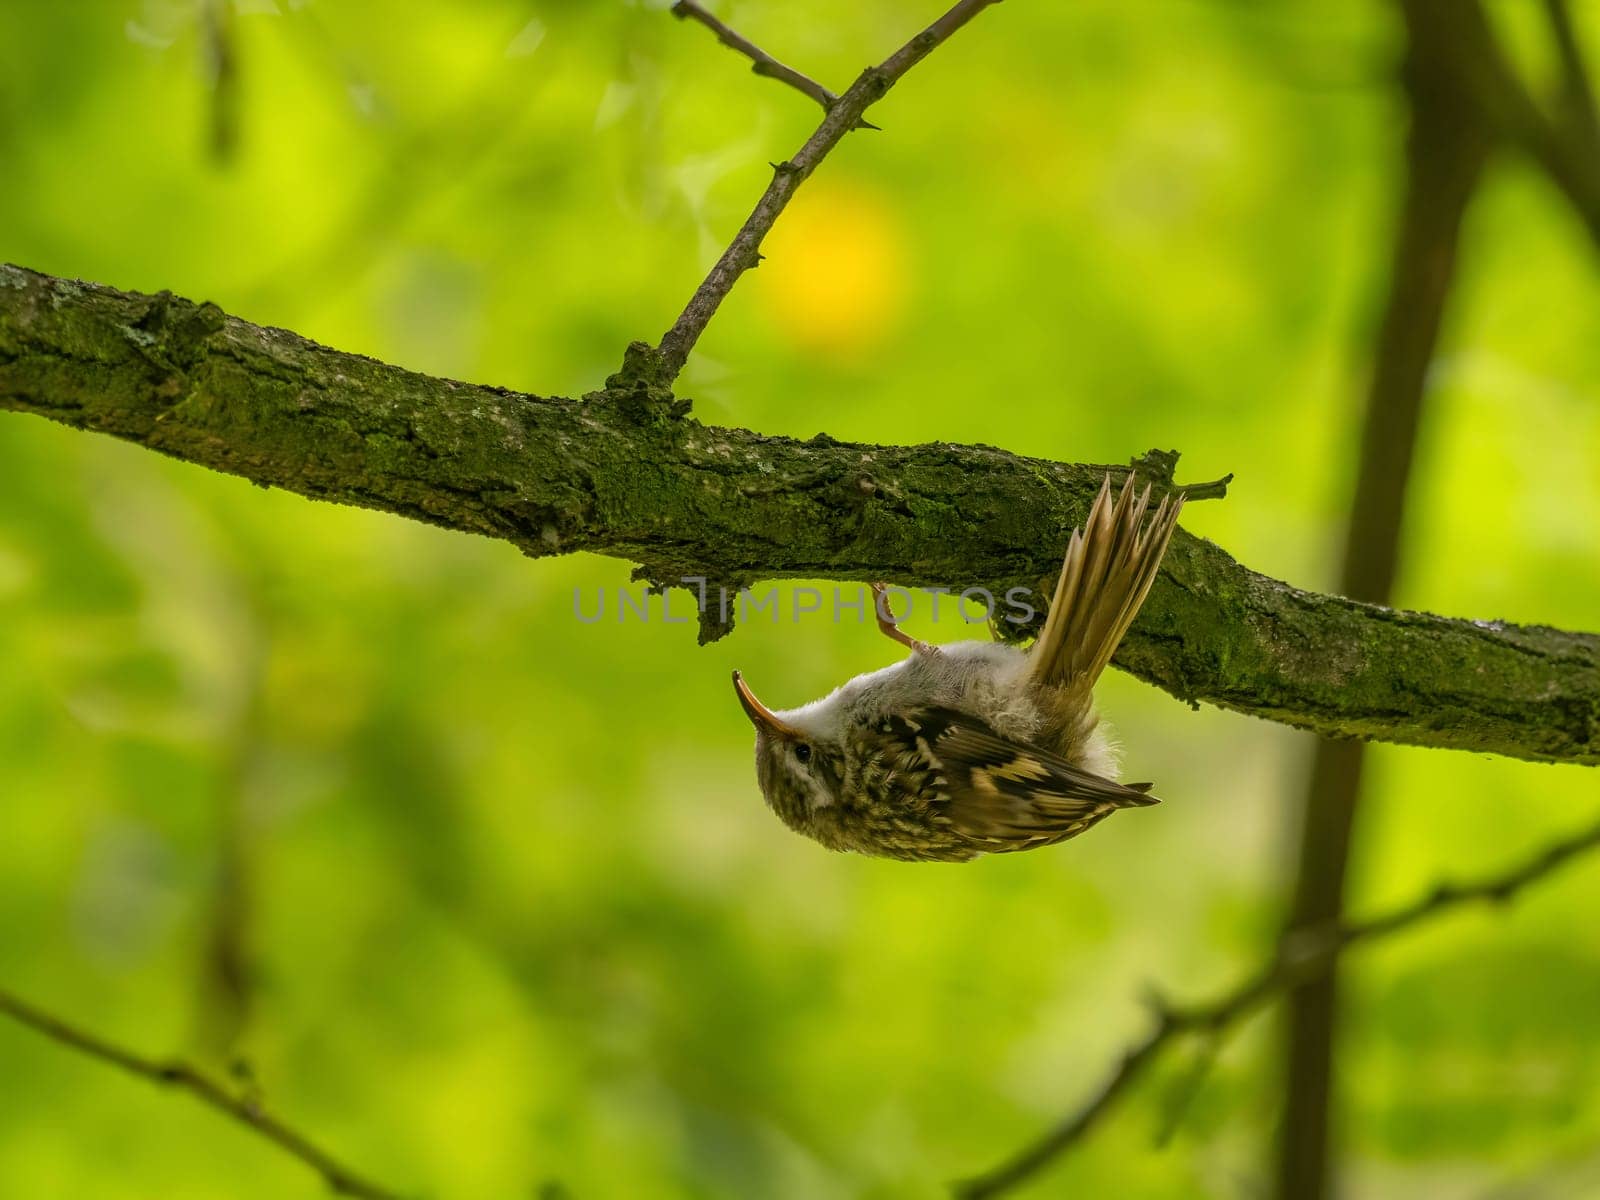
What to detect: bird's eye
<box><xmin>794</xmin><ymin>743</ymin><xmax>812</xmax><ymax>765</ymax></box>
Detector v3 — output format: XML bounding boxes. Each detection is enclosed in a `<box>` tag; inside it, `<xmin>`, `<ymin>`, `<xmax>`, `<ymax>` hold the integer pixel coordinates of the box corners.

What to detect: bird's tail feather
<box><xmin>1030</xmin><ymin>474</ymin><xmax>1183</xmax><ymax>697</ymax></box>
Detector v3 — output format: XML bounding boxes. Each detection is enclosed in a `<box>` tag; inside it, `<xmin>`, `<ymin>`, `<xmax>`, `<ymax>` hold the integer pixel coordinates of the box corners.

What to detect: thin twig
<box><xmin>953</xmin><ymin>812</ymin><xmax>1600</xmax><ymax>1198</ymax></box>
<box><xmin>654</xmin><ymin>0</ymin><xmax>1004</xmax><ymax>381</ymax></box>
<box><xmin>671</xmin><ymin>1</ymin><xmax>850</xmax><ymax>117</ymax></box>
<box><xmin>190</xmin><ymin>618</ymin><xmax>270</xmax><ymax>1064</ymax></box>
<box><xmin>202</xmin><ymin>0</ymin><xmax>239</xmax><ymax>164</ymax></box>
<box><xmin>1153</xmin><ymin>1028</ymin><xmax>1222</xmax><ymax>1148</ymax></box>
<box><xmin>0</xmin><ymin>987</ymin><xmax>405</xmax><ymax>1200</ymax></box>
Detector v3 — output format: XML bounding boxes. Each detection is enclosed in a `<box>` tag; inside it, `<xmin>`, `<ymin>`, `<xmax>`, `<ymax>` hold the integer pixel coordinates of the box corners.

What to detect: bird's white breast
<box><xmin>777</xmin><ymin>640</ymin><xmax>1044</xmax><ymax>744</ymax></box>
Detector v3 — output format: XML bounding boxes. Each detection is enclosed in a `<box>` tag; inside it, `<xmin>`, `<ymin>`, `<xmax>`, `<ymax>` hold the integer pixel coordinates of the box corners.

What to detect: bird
<box><xmin>732</xmin><ymin>473</ymin><xmax>1183</xmax><ymax>862</ymax></box>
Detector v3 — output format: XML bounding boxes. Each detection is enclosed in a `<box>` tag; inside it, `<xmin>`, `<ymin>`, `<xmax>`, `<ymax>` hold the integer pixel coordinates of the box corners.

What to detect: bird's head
<box><xmin>732</xmin><ymin>670</ymin><xmax>847</xmax><ymax>844</ymax></box>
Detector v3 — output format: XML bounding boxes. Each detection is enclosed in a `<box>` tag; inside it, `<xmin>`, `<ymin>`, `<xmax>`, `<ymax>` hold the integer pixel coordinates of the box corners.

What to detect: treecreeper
<box><xmin>734</xmin><ymin>474</ymin><xmax>1182</xmax><ymax>862</ymax></box>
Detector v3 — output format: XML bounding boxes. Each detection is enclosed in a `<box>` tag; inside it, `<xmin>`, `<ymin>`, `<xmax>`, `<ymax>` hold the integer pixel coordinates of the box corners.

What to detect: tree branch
<box><xmin>0</xmin><ymin>986</ymin><xmax>404</xmax><ymax>1199</ymax></box>
<box><xmin>1431</xmin><ymin>0</ymin><xmax>1600</xmax><ymax>251</ymax></box>
<box><xmin>202</xmin><ymin>0</ymin><xmax>239</xmax><ymax>165</ymax></box>
<box><xmin>190</xmin><ymin>614</ymin><xmax>270</xmax><ymax>1064</ymax></box>
<box><xmin>1541</xmin><ymin>0</ymin><xmax>1600</xmax><ymax>158</ymax></box>
<box><xmin>1</xmin><ymin>264</ymin><xmax>1596</xmax><ymax>764</ymax></box>
<box><xmin>953</xmin><ymin>809</ymin><xmax>1600</xmax><ymax>1198</ymax></box>
<box><xmin>671</xmin><ymin>1</ymin><xmax>855</xmax><ymax>119</ymax></box>
<box><xmin>652</xmin><ymin>0</ymin><xmax>1004</xmax><ymax>382</ymax></box>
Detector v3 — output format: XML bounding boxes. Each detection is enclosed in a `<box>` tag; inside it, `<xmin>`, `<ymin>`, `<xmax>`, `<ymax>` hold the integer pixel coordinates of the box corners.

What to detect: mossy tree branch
<box><xmin>2</xmin><ymin>265</ymin><xmax>1596</xmax><ymax>763</ymax></box>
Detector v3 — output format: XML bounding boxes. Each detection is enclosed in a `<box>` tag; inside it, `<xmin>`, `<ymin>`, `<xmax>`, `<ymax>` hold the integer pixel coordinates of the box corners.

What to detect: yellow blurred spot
<box><xmin>757</xmin><ymin>177</ymin><xmax>910</xmax><ymax>359</ymax></box>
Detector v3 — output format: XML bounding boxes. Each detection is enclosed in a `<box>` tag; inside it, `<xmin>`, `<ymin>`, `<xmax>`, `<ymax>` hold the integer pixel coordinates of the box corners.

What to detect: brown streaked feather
<box><xmin>883</xmin><ymin>707</ymin><xmax>1156</xmax><ymax>851</ymax></box>
<box><xmin>1031</xmin><ymin>474</ymin><xmax>1184</xmax><ymax>697</ymax></box>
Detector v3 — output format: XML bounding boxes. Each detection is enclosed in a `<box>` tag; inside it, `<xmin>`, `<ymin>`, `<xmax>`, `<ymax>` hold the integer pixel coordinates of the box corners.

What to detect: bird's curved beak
<box><xmin>732</xmin><ymin>670</ymin><xmax>802</xmax><ymax>739</ymax></box>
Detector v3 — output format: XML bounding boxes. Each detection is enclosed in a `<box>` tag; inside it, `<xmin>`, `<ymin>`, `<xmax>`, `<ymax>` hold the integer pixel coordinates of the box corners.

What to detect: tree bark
<box><xmin>1</xmin><ymin>262</ymin><xmax>1595</xmax><ymax>765</ymax></box>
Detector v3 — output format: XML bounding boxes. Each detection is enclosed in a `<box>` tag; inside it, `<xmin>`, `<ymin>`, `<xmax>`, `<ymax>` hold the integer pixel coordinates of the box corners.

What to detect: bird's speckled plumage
<box><xmin>735</xmin><ymin>475</ymin><xmax>1182</xmax><ymax>862</ymax></box>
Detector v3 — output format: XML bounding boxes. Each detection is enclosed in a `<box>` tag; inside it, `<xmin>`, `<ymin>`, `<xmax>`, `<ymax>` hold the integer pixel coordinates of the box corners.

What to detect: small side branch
<box><xmin>953</xmin><ymin>811</ymin><xmax>1600</xmax><ymax>1198</ymax></box>
<box><xmin>1428</xmin><ymin>0</ymin><xmax>1600</xmax><ymax>250</ymax></box>
<box><xmin>0</xmin><ymin>987</ymin><xmax>404</xmax><ymax>1200</ymax></box>
<box><xmin>202</xmin><ymin>0</ymin><xmax>239</xmax><ymax>164</ymax></box>
<box><xmin>654</xmin><ymin>0</ymin><xmax>1004</xmax><ymax>381</ymax></box>
<box><xmin>671</xmin><ymin>1</ymin><xmax>846</xmax><ymax>116</ymax></box>
<box><xmin>1541</xmin><ymin>0</ymin><xmax>1600</xmax><ymax>157</ymax></box>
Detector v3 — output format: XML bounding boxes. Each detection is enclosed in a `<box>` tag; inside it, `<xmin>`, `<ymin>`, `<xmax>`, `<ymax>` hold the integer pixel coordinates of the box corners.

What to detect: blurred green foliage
<box><xmin>1</xmin><ymin>1</ymin><xmax>1598</xmax><ymax>1197</ymax></box>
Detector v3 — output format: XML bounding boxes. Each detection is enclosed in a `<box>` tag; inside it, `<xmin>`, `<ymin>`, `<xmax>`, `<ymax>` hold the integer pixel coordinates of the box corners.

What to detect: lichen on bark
<box><xmin>2</xmin><ymin>264</ymin><xmax>1596</xmax><ymax>765</ymax></box>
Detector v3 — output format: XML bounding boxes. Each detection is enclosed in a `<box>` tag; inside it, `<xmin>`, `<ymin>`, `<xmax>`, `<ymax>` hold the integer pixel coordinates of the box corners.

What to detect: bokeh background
<box><xmin>2</xmin><ymin>1</ymin><xmax>1599</xmax><ymax>1197</ymax></box>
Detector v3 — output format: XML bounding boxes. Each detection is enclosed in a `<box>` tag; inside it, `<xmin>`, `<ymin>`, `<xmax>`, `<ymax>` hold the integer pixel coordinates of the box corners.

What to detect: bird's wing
<box><xmin>887</xmin><ymin>706</ymin><xmax>1159</xmax><ymax>851</ymax></box>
